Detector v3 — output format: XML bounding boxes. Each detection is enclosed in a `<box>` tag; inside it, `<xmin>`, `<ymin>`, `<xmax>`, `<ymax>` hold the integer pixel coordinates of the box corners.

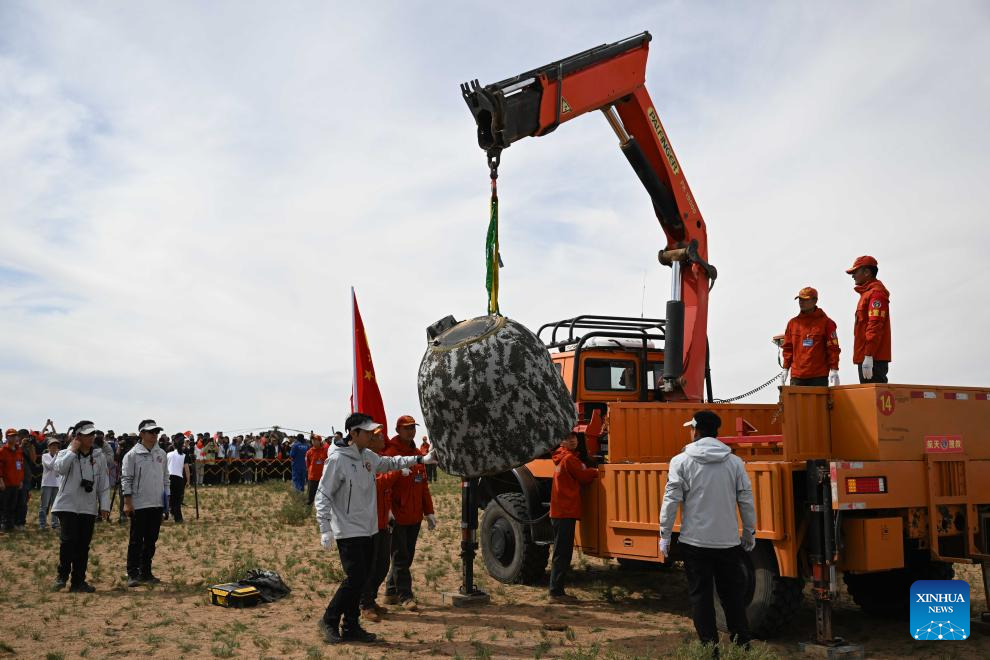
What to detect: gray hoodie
<box><xmin>315</xmin><ymin>438</ymin><xmax>421</xmax><ymax>539</ymax></box>
<box><xmin>120</xmin><ymin>442</ymin><xmax>170</xmax><ymax>510</ymax></box>
<box><xmin>659</xmin><ymin>437</ymin><xmax>756</xmax><ymax>549</ymax></box>
<box><xmin>51</xmin><ymin>448</ymin><xmax>112</xmax><ymax>516</ymax></box>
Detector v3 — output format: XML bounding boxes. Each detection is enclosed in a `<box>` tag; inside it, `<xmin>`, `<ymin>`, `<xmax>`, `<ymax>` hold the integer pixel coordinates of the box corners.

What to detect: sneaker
<box><xmin>547</xmin><ymin>592</ymin><xmax>578</xmax><ymax>604</ymax></box>
<box><xmin>52</xmin><ymin>578</ymin><xmax>67</xmax><ymax>592</ymax></box>
<box><xmin>360</xmin><ymin>606</ymin><xmax>381</xmax><ymax>622</ymax></box>
<box><xmin>382</xmin><ymin>594</ymin><xmax>399</xmax><ymax>605</ymax></box>
<box><xmin>400</xmin><ymin>598</ymin><xmax>418</xmax><ymax>612</ymax></box>
<box><xmin>69</xmin><ymin>582</ymin><xmax>96</xmax><ymax>593</ymax></box>
<box><xmin>142</xmin><ymin>574</ymin><xmax>162</xmax><ymax>585</ymax></box>
<box><xmin>318</xmin><ymin>617</ymin><xmax>342</xmax><ymax>644</ymax></box>
<box><xmin>341</xmin><ymin>623</ymin><xmax>378</xmax><ymax>643</ymax></box>
<box><xmin>127</xmin><ymin>576</ymin><xmax>142</xmax><ymax>588</ymax></box>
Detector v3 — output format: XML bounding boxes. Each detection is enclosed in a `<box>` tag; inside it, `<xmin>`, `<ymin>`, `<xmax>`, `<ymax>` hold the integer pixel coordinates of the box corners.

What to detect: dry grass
<box><xmin>1</xmin><ymin>473</ymin><xmax>987</xmax><ymax>658</ymax></box>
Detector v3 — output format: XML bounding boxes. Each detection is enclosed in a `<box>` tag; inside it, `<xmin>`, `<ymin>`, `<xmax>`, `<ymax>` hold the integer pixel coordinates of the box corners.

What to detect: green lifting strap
<box><xmin>485</xmin><ymin>176</ymin><xmax>500</xmax><ymax>315</ymax></box>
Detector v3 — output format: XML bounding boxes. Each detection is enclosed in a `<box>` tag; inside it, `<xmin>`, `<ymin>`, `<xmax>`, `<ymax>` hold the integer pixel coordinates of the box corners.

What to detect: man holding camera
<box><xmin>121</xmin><ymin>419</ymin><xmax>170</xmax><ymax>587</ymax></box>
<box><xmin>51</xmin><ymin>420</ymin><xmax>112</xmax><ymax>592</ymax></box>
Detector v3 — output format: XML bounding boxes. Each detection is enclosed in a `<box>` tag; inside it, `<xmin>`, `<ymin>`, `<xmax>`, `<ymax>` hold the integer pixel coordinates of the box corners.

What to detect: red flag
<box><xmin>350</xmin><ymin>287</ymin><xmax>388</xmax><ymax>432</ymax></box>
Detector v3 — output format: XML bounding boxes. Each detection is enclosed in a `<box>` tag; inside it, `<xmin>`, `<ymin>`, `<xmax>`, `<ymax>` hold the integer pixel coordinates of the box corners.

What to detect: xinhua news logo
<box><xmin>910</xmin><ymin>580</ymin><xmax>969</xmax><ymax>640</ymax></box>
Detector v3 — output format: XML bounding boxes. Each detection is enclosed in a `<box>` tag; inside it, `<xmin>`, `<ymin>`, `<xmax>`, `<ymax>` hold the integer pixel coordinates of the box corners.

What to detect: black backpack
<box><xmin>237</xmin><ymin>569</ymin><xmax>291</xmax><ymax>603</ymax></box>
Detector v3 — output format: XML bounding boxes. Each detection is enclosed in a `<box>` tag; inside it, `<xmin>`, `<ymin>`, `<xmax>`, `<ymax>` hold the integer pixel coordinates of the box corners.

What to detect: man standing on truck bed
<box><xmin>659</xmin><ymin>410</ymin><xmax>756</xmax><ymax>652</ymax></box>
<box><xmin>781</xmin><ymin>287</ymin><xmax>841</xmax><ymax>387</ymax></box>
<box><xmin>846</xmin><ymin>255</ymin><xmax>891</xmax><ymax>383</ymax></box>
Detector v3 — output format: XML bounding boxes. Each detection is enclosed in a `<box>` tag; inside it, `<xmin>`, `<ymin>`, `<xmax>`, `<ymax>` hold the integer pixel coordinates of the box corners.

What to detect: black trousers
<box><xmin>127</xmin><ymin>507</ymin><xmax>163</xmax><ymax>578</ymax></box>
<box><xmin>0</xmin><ymin>487</ymin><xmax>17</xmax><ymax>530</ymax></box>
<box><xmin>385</xmin><ymin>522</ymin><xmax>421</xmax><ymax>601</ymax></box>
<box><xmin>55</xmin><ymin>512</ymin><xmax>96</xmax><ymax>586</ymax></box>
<box><xmin>169</xmin><ymin>476</ymin><xmax>185</xmax><ymax>522</ymax></box>
<box><xmin>361</xmin><ymin>527</ymin><xmax>392</xmax><ymax>608</ymax></box>
<box><xmin>791</xmin><ymin>376</ymin><xmax>828</xmax><ymax>386</ymax></box>
<box><xmin>858</xmin><ymin>360</ymin><xmax>889</xmax><ymax>384</ymax></box>
<box><xmin>15</xmin><ymin>480</ymin><xmax>29</xmax><ymax>526</ymax></box>
<box><xmin>325</xmin><ymin>535</ymin><xmax>374</xmax><ymax>626</ymax></box>
<box><xmin>307</xmin><ymin>480</ymin><xmax>319</xmax><ymax>506</ymax></box>
<box><xmin>549</xmin><ymin>518</ymin><xmax>577</xmax><ymax>595</ymax></box>
<box><xmin>425</xmin><ymin>464</ymin><xmax>437</xmax><ymax>482</ymax></box>
<box><xmin>681</xmin><ymin>542</ymin><xmax>751</xmax><ymax>646</ymax></box>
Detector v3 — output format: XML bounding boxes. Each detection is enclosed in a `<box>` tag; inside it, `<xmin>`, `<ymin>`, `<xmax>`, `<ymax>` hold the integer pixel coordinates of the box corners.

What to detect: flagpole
<box><xmin>351</xmin><ymin>286</ymin><xmax>358</xmax><ymax>413</ymax></box>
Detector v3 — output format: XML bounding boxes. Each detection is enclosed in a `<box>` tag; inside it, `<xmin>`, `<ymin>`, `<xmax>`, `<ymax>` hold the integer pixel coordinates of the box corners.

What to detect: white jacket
<box><xmin>120</xmin><ymin>443</ymin><xmax>170</xmax><ymax>510</ymax></box>
<box><xmin>51</xmin><ymin>448</ymin><xmax>111</xmax><ymax>516</ymax></box>
<box><xmin>315</xmin><ymin>438</ymin><xmax>420</xmax><ymax>539</ymax></box>
<box><xmin>659</xmin><ymin>437</ymin><xmax>757</xmax><ymax>549</ymax></box>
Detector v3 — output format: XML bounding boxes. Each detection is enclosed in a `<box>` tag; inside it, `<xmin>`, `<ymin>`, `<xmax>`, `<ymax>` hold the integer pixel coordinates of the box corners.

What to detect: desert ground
<box><xmin>1</xmin><ymin>473</ymin><xmax>988</xmax><ymax>659</ymax></box>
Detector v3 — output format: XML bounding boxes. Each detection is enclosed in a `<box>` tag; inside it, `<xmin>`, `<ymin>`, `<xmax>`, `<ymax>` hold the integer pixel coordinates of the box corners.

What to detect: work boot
<box><xmin>373</xmin><ymin>604</ymin><xmax>388</xmax><ymax>616</ymax></box>
<box><xmin>69</xmin><ymin>582</ymin><xmax>96</xmax><ymax>593</ymax></box>
<box><xmin>341</xmin><ymin>622</ymin><xmax>378</xmax><ymax>643</ymax></box>
<box><xmin>547</xmin><ymin>592</ymin><xmax>578</xmax><ymax>604</ymax></box>
<box><xmin>52</xmin><ymin>578</ymin><xmax>67</xmax><ymax>592</ymax></box>
<box><xmin>400</xmin><ymin>598</ymin><xmax>418</xmax><ymax>612</ymax></box>
<box><xmin>360</xmin><ymin>606</ymin><xmax>381</xmax><ymax>622</ymax></box>
<box><xmin>142</xmin><ymin>574</ymin><xmax>162</xmax><ymax>585</ymax></box>
<box><xmin>127</xmin><ymin>576</ymin><xmax>142</xmax><ymax>588</ymax></box>
<box><xmin>382</xmin><ymin>594</ymin><xmax>399</xmax><ymax>605</ymax></box>
<box><xmin>318</xmin><ymin>617</ymin><xmax>342</xmax><ymax>644</ymax></box>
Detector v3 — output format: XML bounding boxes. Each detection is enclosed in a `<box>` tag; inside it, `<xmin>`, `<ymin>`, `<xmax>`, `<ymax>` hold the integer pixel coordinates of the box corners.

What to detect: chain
<box><xmin>711</xmin><ymin>371</ymin><xmax>783</xmax><ymax>404</ymax></box>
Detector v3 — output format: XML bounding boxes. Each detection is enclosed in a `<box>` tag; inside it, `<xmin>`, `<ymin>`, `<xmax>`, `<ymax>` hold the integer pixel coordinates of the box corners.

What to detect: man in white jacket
<box><xmin>51</xmin><ymin>420</ymin><xmax>111</xmax><ymax>592</ymax></box>
<box><xmin>121</xmin><ymin>419</ymin><xmax>169</xmax><ymax>587</ymax></box>
<box><xmin>659</xmin><ymin>410</ymin><xmax>756</xmax><ymax>651</ymax></box>
<box><xmin>315</xmin><ymin>413</ymin><xmax>435</xmax><ymax>645</ymax></box>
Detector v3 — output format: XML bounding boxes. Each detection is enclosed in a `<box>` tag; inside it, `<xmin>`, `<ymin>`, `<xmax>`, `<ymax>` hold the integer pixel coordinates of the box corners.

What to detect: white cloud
<box><xmin>0</xmin><ymin>1</ymin><xmax>987</xmax><ymax>434</ymax></box>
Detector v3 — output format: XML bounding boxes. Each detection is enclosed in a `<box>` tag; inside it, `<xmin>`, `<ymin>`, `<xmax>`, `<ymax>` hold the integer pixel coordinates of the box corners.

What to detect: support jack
<box><xmin>442</xmin><ymin>478</ymin><xmax>491</xmax><ymax>608</ymax></box>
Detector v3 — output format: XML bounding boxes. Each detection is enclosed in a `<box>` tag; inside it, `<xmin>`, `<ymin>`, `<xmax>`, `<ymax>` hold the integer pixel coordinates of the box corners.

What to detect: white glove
<box><xmin>320</xmin><ymin>531</ymin><xmax>334</xmax><ymax>551</ymax></box>
<box><xmin>659</xmin><ymin>536</ymin><xmax>670</xmax><ymax>556</ymax></box>
<box><xmin>781</xmin><ymin>368</ymin><xmax>791</xmax><ymax>386</ymax></box>
<box><xmin>741</xmin><ymin>529</ymin><xmax>756</xmax><ymax>552</ymax></box>
<box><xmin>862</xmin><ymin>356</ymin><xmax>874</xmax><ymax>380</ymax></box>
<box><xmin>426</xmin><ymin>514</ymin><xmax>437</xmax><ymax>531</ymax></box>
<box><xmin>421</xmin><ymin>451</ymin><xmax>436</xmax><ymax>465</ymax></box>
<box><xmin>388</xmin><ymin>511</ymin><xmax>395</xmax><ymax>523</ymax></box>
<box><xmin>400</xmin><ymin>468</ymin><xmax>411</xmax><ymax>476</ymax></box>
<box><xmin>828</xmin><ymin>369</ymin><xmax>840</xmax><ymax>387</ymax></box>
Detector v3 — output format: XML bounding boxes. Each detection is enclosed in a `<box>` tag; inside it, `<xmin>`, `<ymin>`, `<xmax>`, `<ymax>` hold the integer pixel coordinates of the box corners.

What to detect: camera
<box><xmin>80</xmin><ymin>479</ymin><xmax>94</xmax><ymax>493</ymax></box>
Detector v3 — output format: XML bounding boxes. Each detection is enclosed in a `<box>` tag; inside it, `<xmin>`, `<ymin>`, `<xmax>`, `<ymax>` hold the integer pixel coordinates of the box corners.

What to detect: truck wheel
<box><xmin>480</xmin><ymin>493</ymin><xmax>550</xmax><ymax>585</ymax></box>
<box><xmin>715</xmin><ymin>541</ymin><xmax>804</xmax><ymax>639</ymax></box>
<box><xmin>844</xmin><ymin>553</ymin><xmax>954</xmax><ymax>617</ymax></box>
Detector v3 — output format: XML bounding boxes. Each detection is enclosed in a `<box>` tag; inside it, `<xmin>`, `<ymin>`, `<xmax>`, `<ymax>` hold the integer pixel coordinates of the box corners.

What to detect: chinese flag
<box><xmin>350</xmin><ymin>287</ymin><xmax>388</xmax><ymax>432</ymax></box>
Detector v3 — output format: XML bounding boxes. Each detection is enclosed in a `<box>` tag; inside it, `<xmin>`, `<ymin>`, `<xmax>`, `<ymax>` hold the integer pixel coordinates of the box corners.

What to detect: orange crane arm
<box><xmin>461</xmin><ymin>32</ymin><xmax>715</xmax><ymax>402</ymax></box>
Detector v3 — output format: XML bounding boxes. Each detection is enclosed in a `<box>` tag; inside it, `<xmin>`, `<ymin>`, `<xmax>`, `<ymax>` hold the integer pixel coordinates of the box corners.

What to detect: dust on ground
<box><xmin>2</xmin><ymin>473</ymin><xmax>988</xmax><ymax>659</ymax></box>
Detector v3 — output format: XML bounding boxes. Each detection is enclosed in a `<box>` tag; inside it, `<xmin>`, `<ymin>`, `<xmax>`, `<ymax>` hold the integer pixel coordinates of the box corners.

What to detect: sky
<box><xmin>1</xmin><ymin>2</ymin><xmax>988</xmax><ymax>436</ymax></box>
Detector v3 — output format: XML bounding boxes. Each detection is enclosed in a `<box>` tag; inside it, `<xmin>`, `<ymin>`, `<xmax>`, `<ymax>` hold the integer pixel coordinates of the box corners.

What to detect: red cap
<box><xmin>845</xmin><ymin>255</ymin><xmax>878</xmax><ymax>274</ymax></box>
<box><xmin>795</xmin><ymin>286</ymin><xmax>818</xmax><ymax>300</ymax></box>
<box><xmin>395</xmin><ymin>415</ymin><xmax>419</xmax><ymax>430</ymax></box>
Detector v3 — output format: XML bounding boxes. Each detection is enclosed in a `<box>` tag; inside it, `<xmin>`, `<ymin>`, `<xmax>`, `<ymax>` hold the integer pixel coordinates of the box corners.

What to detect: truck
<box><xmin>460</xmin><ymin>32</ymin><xmax>990</xmax><ymax>639</ymax></box>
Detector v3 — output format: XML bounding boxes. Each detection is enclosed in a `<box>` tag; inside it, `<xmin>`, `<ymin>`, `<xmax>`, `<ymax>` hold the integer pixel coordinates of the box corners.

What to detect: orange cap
<box><xmin>845</xmin><ymin>255</ymin><xmax>878</xmax><ymax>274</ymax></box>
<box><xmin>395</xmin><ymin>415</ymin><xmax>419</xmax><ymax>430</ymax></box>
<box><xmin>5</xmin><ymin>428</ymin><xmax>16</xmax><ymax>437</ymax></box>
<box><xmin>795</xmin><ymin>287</ymin><xmax>818</xmax><ymax>300</ymax></box>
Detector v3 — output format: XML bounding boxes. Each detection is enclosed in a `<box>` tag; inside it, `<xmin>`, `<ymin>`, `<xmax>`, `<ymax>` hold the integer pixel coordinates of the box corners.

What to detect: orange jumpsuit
<box><xmin>782</xmin><ymin>308</ymin><xmax>840</xmax><ymax>379</ymax></box>
<box><xmin>853</xmin><ymin>280</ymin><xmax>891</xmax><ymax>363</ymax></box>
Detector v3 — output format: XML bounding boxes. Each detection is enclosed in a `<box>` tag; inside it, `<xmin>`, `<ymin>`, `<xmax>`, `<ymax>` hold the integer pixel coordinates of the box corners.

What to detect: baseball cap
<box><xmin>795</xmin><ymin>287</ymin><xmax>818</xmax><ymax>300</ymax></box>
<box><xmin>74</xmin><ymin>420</ymin><xmax>97</xmax><ymax>436</ymax></box>
<box><xmin>845</xmin><ymin>255</ymin><xmax>878</xmax><ymax>274</ymax></box>
<box><xmin>395</xmin><ymin>415</ymin><xmax>419</xmax><ymax>430</ymax></box>
<box><xmin>5</xmin><ymin>428</ymin><xmax>16</xmax><ymax>438</ymax></box>
<box><xmin>683</xmin><ymin>410</ymin><xmax>722</xmax><ymax>431</ymax></box>
<box><xmin>138</xmin><ymin>419</ymin><xmax>163</xmax><ymax>434</ymax></box>
<box><xmin>47</xmin><ymin>436</ymin><xmax>62</xmax><ymax>446</ymax></box>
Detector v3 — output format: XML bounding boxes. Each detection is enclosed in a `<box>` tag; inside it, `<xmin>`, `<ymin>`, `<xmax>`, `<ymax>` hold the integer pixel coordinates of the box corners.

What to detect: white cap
<box><xmin>350</xmin><ymin>419</ymin><xmax>382</xmax><ymax>432</ymax></box>
<box><xmin>138</xmin><ymin>420</ymin><xmax>163</xmax><ymax>434</ymax></box>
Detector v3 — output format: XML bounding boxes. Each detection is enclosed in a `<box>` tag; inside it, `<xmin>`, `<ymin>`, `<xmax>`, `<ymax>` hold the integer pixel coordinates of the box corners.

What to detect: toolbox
<box><xmin>209</xmin><ymin>583</ymin><xmax>262</xmax><ymax>608</ymax></box>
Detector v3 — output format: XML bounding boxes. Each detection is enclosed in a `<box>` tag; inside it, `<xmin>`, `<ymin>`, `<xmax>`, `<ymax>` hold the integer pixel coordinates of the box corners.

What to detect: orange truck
<box><xmin>461</xmin><ymin>33</ymin><xmax>990</xmax><ymax>639</ymax></box>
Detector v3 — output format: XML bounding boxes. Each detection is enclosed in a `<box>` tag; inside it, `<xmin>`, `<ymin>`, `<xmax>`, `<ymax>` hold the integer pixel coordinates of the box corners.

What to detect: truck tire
<box><xmin>480</xmin><ymin>493</ymin><xmax>550</xmax><ymax>585</ymax></box>
<box><xmin>715</xmin><ymin>541</ymin><xmax>804</xmax><ymax>639</ymax></box>
<box><xmin>844</xmin><ymin>554</ymin><xmax>954</xmax><ymax>617</ymax></box>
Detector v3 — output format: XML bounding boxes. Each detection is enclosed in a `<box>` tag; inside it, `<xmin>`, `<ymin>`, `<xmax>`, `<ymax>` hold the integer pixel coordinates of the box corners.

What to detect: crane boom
<box><xmin>461</xmin><ymin>32</ymin><xmax>714</xmax><ymax>401</ymax></box>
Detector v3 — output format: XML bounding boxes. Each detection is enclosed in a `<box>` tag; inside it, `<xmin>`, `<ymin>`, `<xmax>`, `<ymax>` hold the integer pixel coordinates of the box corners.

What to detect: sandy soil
<box><xmin>2</xmin><ymin>474</ymin><xmax>988</xmax><ymax>659</ymax></box>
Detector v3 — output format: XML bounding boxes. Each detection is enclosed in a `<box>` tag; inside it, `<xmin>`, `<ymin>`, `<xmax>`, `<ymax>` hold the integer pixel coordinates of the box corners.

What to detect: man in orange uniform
<box><xmin>0</xmin><ymin>429</ymin><xmax>27</xmax><ymax>531</ymax></box>
<box><xmin>305</xmin><ymin>435</ymin><xmax>329</xmax><ymax>506</ymax></box>
<box><xmin>382</xmin><ymin>415</ymin><xmax>435</xmax><ymax>610</ymax></box>
<box><xmin>548</xmin><ymin>432</ymin><xmax>598</xmax><ymax>602</ymax></box>
<box><xmin>781</xmin><ymin>287</ymin><xmax>841</xmax><ymax>387</ymax></box>
<box><xmin>846</xmin><ymin>255</ymin><xmax>891</xmax><ymax>383</ymax></box>
<box><xmin>360</xmin><ymin>430</ymin><xmax>401</xmax><ymax>622</ymax></box>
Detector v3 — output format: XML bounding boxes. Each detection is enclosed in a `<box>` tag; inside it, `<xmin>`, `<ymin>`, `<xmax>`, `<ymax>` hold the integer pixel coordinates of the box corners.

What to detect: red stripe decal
<box><xmin>911</xmin><ymin>391</ymin><xmax>924</xmax><ymax>398</ymax></box>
